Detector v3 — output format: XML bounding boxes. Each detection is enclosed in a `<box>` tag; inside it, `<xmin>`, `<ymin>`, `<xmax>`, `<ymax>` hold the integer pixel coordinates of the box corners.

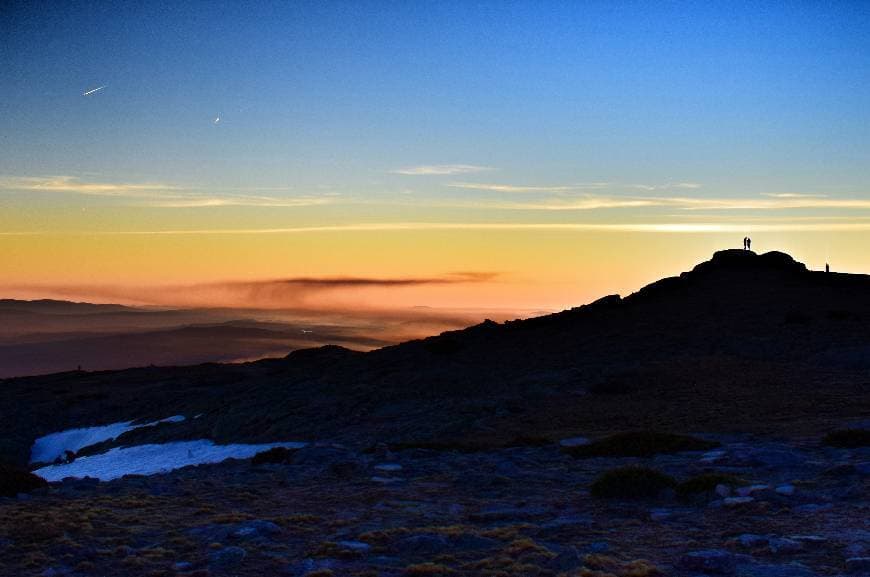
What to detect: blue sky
<box><xmin>4</xmin><ymin>0</ymin><xmax>869</xmax><ymax>198</ymax></box>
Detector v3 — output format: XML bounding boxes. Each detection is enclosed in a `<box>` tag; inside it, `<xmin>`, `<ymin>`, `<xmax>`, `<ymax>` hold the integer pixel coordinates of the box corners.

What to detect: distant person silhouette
<box><xmin>826</xmin><ymin>263</ymin><xmax>830</xmax><ymax>273</ymax></box>
<box><xmin>746</xmin><ymin>237</ymin><xmax>751</xmax><ymax>251</ymax></box>
<box><xmin>742</xmin><ymin>237</ymin><xmax>747</xmax><ymax>250</ymax></box>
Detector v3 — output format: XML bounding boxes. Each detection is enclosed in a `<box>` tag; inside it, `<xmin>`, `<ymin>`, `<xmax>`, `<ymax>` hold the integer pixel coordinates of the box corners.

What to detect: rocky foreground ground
<box><xmin>2</xmin><ymin>428</ymin><xmax>868</xmax><ymax>577</ymax></box>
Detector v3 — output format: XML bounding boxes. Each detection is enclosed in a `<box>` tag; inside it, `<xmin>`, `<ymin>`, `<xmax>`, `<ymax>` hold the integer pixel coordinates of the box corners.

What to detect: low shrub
<box><xmin>251</xmin><ymin>447</ymin><xmax>297</xmax><ymax>465</ymax></box>
<box><xmin>822</xmin><ymin>429</ymin><xmax>870</xmax><ymax>448</ymax></box>
<box><xmin>590</xmin><ymin>466</ymin><xmax>676</xmax><ymax>499</ymax></box>
<box><xmin>0</xmin><ymin>463</ymin><xmax>48</xmax><ymax>497</ymax></box>
<box><xmin>564</xmin><ymin>431</ymin><xmax>719</xmax><ymax>458</ymax></box>
<box><xmin>677</xmin><ymin>473</ymin><xmax>743</xmax><ymax>498</ymax></box>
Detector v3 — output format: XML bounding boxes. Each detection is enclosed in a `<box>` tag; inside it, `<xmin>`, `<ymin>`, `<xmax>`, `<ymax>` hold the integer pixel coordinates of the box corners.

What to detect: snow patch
<box><xmin>30</xmin><ymin>415</ymin><xmax>186</xmax><ymax>464</ymax></box>
<box><xmin>34</xmin><ymin>440</ymin><xmax>307</xmax><ymax>482</ymax></box>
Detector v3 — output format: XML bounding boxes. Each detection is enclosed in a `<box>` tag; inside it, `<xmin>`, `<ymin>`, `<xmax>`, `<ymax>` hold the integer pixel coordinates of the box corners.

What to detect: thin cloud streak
<box><xmin>761</xmin><ymin>192</ymin><xmax>829</xmax><ymax>199</ymax></box>
<box><xmin>0</xmin><ymin>175</ymin><xmax>179</xmax><ymax>196</ymax></box>
<box><xmin>448</xmin><ymin>182</ymin><xmax>609</xmax><ymax>193</ymax></box>
<box><xmin>4</xmin><ymin>272</ymin><xmax>501</xmax><ymax>309</ymax></box>
<box><xmin>223</xmin><ymin>272</ymin><xmax>499</xmax><ymax>290</ymax></box>
<box><xmin>459</xmin><ymin>194</ymin><xmax>870</xmax><ymax>212</ymax></box>
<box><xmin>6</xmin><ymin>221</ymin><xmax>870</xmax><ymax>237</ymax></box>
<box><xmin>390</xmin><ymin>164</ymin><xmax>492</xmax><ymax>176</ymax></box>
<box><xmin>628</xmin><ymin>182</ymin><xmax>702</xmax><ymax>191</ymax></box>
<box><xmin>0</xmin><ymin>176</ymin><xmax>333</xmax><ymax>208</ymax></box>
<box><xmin>446</xmin><ymin>181</ymin><xmax>696</xmax><ymax>193</ymax></box>
<box><xmin>140</xmin><ymin>195</ymin><xmax>333</xmax><ymax>208</ymax></box>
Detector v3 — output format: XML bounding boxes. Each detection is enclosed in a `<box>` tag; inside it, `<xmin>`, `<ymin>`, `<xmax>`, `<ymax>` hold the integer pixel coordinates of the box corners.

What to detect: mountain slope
<box><xmin>2</xmin><ymin>250</ymin><xmax>869</xmax><ymax>465</ymax></box>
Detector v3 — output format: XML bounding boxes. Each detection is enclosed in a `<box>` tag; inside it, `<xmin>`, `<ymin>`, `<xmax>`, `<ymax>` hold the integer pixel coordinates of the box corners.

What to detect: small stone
<box><xmin>559</xmin><ymin>436</ymin><xmax>590</xmax><ymax>447</ymax></box>
<box><xmin>846</xmin><ymin>557</ymin><xmax>870</xmax><ymax>574</ymax></box>
<box><xmin>768</xmin><ymin>537</ymin><xmax>802</xmax><ymax>554</ymax></box>
<box><xmin>371</xmin><ymin>476</ymin><xmax>402</xmax><ymax>483</ymax></box>
<box><xmin>172</xmin><ymin>561</ymin><xmax>193</xmax><ymax>571</ymax></box>
<box><xmin>724</xmin><ymin>496</ymin><xmax>754</xmax><ymax>506</ymax></box>
<box><xmin>700</xmin><ymin>450</ymin><xmax>727</xmax><ymax>464</ymax></box>
<box><xmin>680</xmin><ymin>549</ymin><xmax>736</xmax><ymax>573</ymax></box>
<box><xmin>715</xmin><ymin>484</ymin><xmax>731</xmax><ymax>498</ymax></box>
<box><xmin>285</xmin><ymin>558</ymin><xmax>335</xmax><ymax>576</ymax></box>
<box><xmin>736</xmin><ymin>534</ymin><xmax>768</xmax><ymax>548</ymax></box>
<box><xmin>374</xmin><ymin>463</ymin><xmax>403</xmax><ymax>472</ymax></box>
<box><xmin>736</xmin><ymin>484</ymin><xmax>768</xmax><ymax>497</ymax></box>
<box><xmin>774</xmin><ymin>484</ymin><xmax>795</xmax><ymax>495</ymax></box>
<box><xmin>793</xmin><ymin>503</ymin><xmax>832</xmax><ymax>514</ymax></box>
<box><xmin>649</xmin><ymin>508</ymin><xmax>671</xmax><ymax>521</ymax></box>
<box><xmin>233</xmin><ymin>520</ymin><xmax>281</xmax><ymax>540</ymax></box>
<box><xmin>791</xmin><ymin>535</ymin><xmax>827</xmax><ymax>547</ymax></box>
<box><xmin>337</xmin><ymin>540</ymin><xmax>371</xmax><ymax>552</ymax></box>
<box><xmin>542</xmin><ymin>513</ymin><xmax>592</xmax><ymax>528</ymax></box>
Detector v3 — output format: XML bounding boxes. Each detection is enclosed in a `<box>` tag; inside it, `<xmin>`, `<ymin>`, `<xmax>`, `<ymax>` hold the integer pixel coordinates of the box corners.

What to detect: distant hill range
<box><xmin>3</xmin><ymin>250</ymin><xmax>869</xmax><ymax>465</ymax></box>
<box><xmin>0</xmin><ymin>299</ymin><xmax>141</xmax><ymax>316</ymax></box>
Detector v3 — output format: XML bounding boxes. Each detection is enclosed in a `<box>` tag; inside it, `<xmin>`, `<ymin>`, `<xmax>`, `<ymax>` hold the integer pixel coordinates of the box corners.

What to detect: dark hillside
<box><xmin>3</xmin><ymin>250</ymin><xmax>869</xmax><ymax>464</ymax></box>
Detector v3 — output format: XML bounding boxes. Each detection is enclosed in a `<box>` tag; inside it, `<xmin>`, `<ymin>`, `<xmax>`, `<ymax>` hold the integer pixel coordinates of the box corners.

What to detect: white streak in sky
<box><xmin>82</xmin><ymin>85</ymin><xmax>106</xmax><ymax>96</ymax></box>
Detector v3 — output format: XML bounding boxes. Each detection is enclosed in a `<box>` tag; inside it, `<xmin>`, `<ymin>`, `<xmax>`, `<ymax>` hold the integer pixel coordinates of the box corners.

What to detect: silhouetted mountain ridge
<box><xmin>2</xmin><ymin>250</ymin><xmax>868</xmax><ymax>465</ymax></box>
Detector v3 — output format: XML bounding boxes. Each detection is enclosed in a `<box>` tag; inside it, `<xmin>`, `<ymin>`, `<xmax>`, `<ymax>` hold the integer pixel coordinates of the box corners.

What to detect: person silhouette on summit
<box><xmin>746</xmin><ymin>237</ymin><xmax>751</xmax><ymax>251</ymax></box>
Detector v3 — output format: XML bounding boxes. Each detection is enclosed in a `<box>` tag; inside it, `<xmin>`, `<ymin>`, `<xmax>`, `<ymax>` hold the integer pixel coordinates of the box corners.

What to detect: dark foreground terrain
<box><xmin>1</xmin><ymin>250</ymin><xmax>869</xmax><ymax>576</ymax></box>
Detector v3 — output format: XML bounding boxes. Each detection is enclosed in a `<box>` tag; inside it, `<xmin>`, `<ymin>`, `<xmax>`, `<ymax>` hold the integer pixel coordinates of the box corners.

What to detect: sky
<box><xmin>2</xmin><ymin>1</ymin><xmax>870</xmax><ymax>312</ymax></box>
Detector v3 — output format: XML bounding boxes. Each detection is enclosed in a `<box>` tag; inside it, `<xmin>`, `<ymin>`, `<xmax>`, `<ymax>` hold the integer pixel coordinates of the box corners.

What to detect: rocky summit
<box><xmin>1</xmin><ymin>250</ymin><xmax>868</xmax><ymax>577</ymax></box>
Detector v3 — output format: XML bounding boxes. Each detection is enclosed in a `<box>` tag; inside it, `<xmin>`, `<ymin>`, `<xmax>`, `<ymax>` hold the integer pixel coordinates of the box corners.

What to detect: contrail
<box><xmin>82</xmin><ymin>85</ymin><xmax>106</xmax><ymax>96</ymax></box>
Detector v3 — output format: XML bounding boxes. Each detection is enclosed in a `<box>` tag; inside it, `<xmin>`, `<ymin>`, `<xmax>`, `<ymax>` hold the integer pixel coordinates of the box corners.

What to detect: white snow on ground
<box><xmin>30</xmin><ymin>415</ymin><xmax>186</xmax><ymax>464</ymax></box>
<box><xmin>34</xmin><ymin>440</ymin><xmax>307</xmax><ymax>482</ymax></box>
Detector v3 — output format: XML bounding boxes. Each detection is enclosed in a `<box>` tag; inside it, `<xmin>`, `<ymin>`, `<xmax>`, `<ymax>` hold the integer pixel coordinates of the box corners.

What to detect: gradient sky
<box><xmin>2</xmin><ymin>1</ymin><xmax>870</xmax><ymax>311</ymax></box>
